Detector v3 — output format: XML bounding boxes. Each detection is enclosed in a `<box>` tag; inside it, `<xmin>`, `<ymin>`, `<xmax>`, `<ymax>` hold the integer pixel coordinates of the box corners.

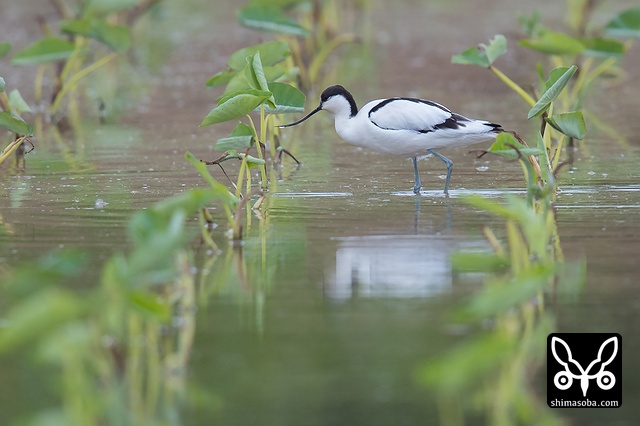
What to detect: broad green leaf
<box><xmin>451</xmin><ymin>34</ymin><xmax>507</xmax><ymax>68</ymax></box>
<box><xmin>486</xmin><ymin>132</ymin><xmax>542</xmax><ymax>159</ymax></box>
<box><xmin>580</xmin><ymin>37</ymin><xmax>625</xmax><ymax>57</ymax></box>
<box><xmin>244</xmin><ymin>52</ymin><xmax>270</xmax><ymax>92</ymax></box>
<box><xmin>12</xmin><ymin>37</ymin><xmax>75</xmax><ymax>65</ymax></box>
<box><xmin>264</xmin><ymin>82</ymin><xmax>305</xmax><ymax>113</ymax></box>
<box><xmin>0</xmin><ymin>289</ymin><xmax>87</xmax><ymax>352</ymax></box>
<box><xmin>520</xmin><ymin>31</ymin><xmax>584</xmax><ymax>55</ymax></box>
<box><xmin>518</xmin><ymin>11</ymin><xmax>543</xmax><ymax>38</ymax></box>
<box><xmin>61</xmin><ymin>18</ymin><xmax>131</xmax><ymax>52</ymax></box>
<box><xmin>528</xmin><ymin>65</ymin><xmax>578</xmax><ymax>119</ymax></box>
<box><xmin>605</xmin><ymin>8</ymin><xmax>640</xmax><ymax>38</ymax></box>
<box><xmin>86</xmin><ymin>0</ymin><xmax>138</xmax><ymax>14</ymax></box>
<box><xmin>215</xmin><ymin>122</ymin><xmax>256</xmax><ymax>151</ymax></box>
<box><xmin>417</xmin><ymin>331</ymin><xmax>515</xmax><ymax>393</ymax></box>
<box><xmin>227</xmin><ymin>41</ymin><xmax>290</xmax><ymax>70</ymax></box>
<box><xmin>455</xmin><ymin>268</ymin><xmax>554</xmax><ymax>321</ymax></box>
<box><xmin>0</xmin><ymin>42</ymin><xmax>11</xmax><ymax>58</ymax></box>
<box><xmin>0</xmin><ymin>110</ymin><xmax>33</xmax><ymax>135</ymax></box>
<box><xmin>544</xmin><ymin>66</ymin><xmax>571</xmax><ymax>90</ymax></box>
<box><xmin>451</xmin><ymin>252</ymin><xmax>510</xmax><ymax>272</ymax></box>
<box><xmin>129</xmin><ymin>290</ymin><xmax>170</xmax><ymax>320</ymax></box>
<box><xmin>219</xmin><ymin>65</ymin><xmax>288</xmax><ymax>99</ymax></box>
<box><xmin>206</xmin><ymin>70</ymin><xmax>237</xmax><ymax>88</ymax></box>
<box><xmin>9</xmin><ymin>89</ymin><xmax>32</xmax><ymax>114</ymax></box>
<box><xmin>545</xmin><ymin>111</ymin><xmax>586</xmax><ymax>140</ymax></box>
<box><xmin>200</xmin><ymin>89</ymin><xmax>272</xmax><ymax>127</ymax></box>
<box><xmin>237</xmin><ymin>5</ymin><xmax>310</xmax><ymax>36</ymax></box>
<box><xmin>463</xmin><ymin>195</ymin><xmax>520</xmax><ymax>220</ymax></box>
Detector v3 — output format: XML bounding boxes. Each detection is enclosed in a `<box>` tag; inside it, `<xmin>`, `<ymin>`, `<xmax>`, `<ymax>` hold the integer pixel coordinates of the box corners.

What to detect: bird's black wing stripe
<box><xmin>368</xmin><ymin>97</ymin><xmax>452</xmax><ymax>117</ymax></box>
<box><xmin>433</xmin><ymin>113</ymin><xmax>469</xmax><ymax>131</ymax></box>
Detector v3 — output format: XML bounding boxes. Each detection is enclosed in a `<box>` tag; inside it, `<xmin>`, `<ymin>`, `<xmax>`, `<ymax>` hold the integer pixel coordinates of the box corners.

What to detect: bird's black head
<box><xmin>320</xmin><ymin>85</ymin><xmax>358</xmax><ymax>117</ymax></box>
<box><xmin>279</xmin><ymin>85</ymin><xmax>358</xmax><ymax>128</ymax></box>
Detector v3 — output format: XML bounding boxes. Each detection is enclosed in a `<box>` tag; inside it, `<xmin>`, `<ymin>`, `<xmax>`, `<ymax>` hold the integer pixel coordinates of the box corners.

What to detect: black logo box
<box><xmin>547</xmin><ymin>333</ymin><xmax>621</xmax><ymax>408</ymax></box>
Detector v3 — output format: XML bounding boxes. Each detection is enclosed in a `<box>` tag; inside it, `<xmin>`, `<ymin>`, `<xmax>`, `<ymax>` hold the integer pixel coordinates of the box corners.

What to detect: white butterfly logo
<box><xmin>551</xmin><ymin>336</ymin><xmax>618</xmax><ymax>397</ymax></box>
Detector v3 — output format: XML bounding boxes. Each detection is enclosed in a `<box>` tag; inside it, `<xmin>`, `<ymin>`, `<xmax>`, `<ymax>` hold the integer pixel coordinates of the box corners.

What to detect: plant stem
<box><xmin>51</xmin><ymin>52</ymin><xmax>119</xmax><ymax>114</ymax></box>
<box><xmin>489</xmin><ymin>66</ymin><xmax>536</xmax><ymax>107</ymax></box>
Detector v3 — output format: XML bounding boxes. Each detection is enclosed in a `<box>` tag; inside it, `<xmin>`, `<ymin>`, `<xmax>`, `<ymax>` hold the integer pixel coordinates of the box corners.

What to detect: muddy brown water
<box><xmin>2</xmin><ymin>0</ymin><xmax>640</xmax><ymax>424</ymax></box>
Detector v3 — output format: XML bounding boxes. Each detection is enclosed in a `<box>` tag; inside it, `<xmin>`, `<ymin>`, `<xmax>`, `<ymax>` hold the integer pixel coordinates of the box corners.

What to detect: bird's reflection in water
<box><xmin>325</xmin><ymin>235</ymin><xmax>474</xmax><ymax>300</ymax></box>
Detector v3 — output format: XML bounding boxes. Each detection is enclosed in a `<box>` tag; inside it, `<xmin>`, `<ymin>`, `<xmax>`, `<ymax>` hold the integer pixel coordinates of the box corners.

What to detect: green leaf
<box><xmin>455</xmin><ymin>268</ymin><xmax>554</xmax><ymax>321</ymax></box>
<box><xmin>451</xmin><ymin>252</ymin><xmax>510</xmax><ymax>273</ymax></box>
<box><xmin>0</xmin><ymin>110</ymin><xmax>33</xmax><ymax>135</ymax></box>
<box><xmin>605</xmin><ymin>8</ymin><xmax>640</xmax><ymax>38</ymax></box>
<box><xmin>86</xmin><ymin>0</ymin><xmax>139</xmax><ymax>14</ymax></box>
<box><xmin>545</xmin><ymin>111</ymin><xmax>586</xmax><ymax>140</ymax></box>
<box><xmin>580</xmin><ymin>37</ymin><xmax>625</xmax><ymax>57</ymax></box>
<box><xmin>206</xmin><ymin>70</ymin><xmax>237</xmax><ymax>88</ymax></box>
<box><xmin>0</xmin><ymin>42</ymin><xmax>11</xmax><ymax>58</ymax></box>
<box><xmin>0</xmin><ymin>289</ymin><xmax>87</xmax><ymax>353</ymax></box>
<box><xmin>12</xmin><ymin>37</ymin><xmax>75</xmax><ymax>65</ymax></box>
<box><xmin>264</xmin><ymin>82</ymin><xmax>305</xmax><ymax>113</ymax></box>
<box><xmin>128</xmin><ymin>290</ymin><xmax>170</xmax><ymax>320</ymax></box>
<box><xmin>528</xmin><ymin>65</ymin><xmax>578</xmax><ymax>119</ymax></box>
<box><xmin>61</xmin><ymin>18</ymin><xmax>131</xmax><ymax>52</ymax></box>
<box><xmin>544</xmin><ymin>66</ymin><xmax>571</xmax><ymax>90</ymax></box>
<box><xmin>519</xmin><ymin>31</ymin><xmax>584</xmax><ymax>55</ymax></box>
<box><xmin>200</xmin><ymin>89</ymin><xmax>272</xmax><ymax>127</ymax></box>
<box><xmin>227</xmin><ymin>41</ymin><xmax>290</xmax><ymax>70</ymax></box>
<box><xmin>417</xmin><ymin>331</ymin><xmax>516</xmax><ymax>393</ymax></box>
<box><xmin>237</xmin><ymin>5</ymin><xmax>310</xmax><ymax>36</ymax></box>
<box><xmin>215</xmin><ymin>122</ymin><xmax>256</xmax><ymax>151</ymax></box>
<box><xmin>0</xmin><ymin>76</ymin><xmax>5</xmax><ymax>92</ymax></box>
<box><xmin>244</xmin><ymin>52</ymin><xmax>270</xmax><ymax>92</ymax></box>
<box><xmin>9</xmin><ymin>90</ymin><xmax>32</xmax><ymax>114</ymax></box>
<box><xmin>451</xmin><ymin>34</ymin><xmax>507</xmax><ymax>68</ymax></box>
<box><xmin>486</xmin><ymin>132</ymin><xmax>542</xmax><ymax>159</ymax></box>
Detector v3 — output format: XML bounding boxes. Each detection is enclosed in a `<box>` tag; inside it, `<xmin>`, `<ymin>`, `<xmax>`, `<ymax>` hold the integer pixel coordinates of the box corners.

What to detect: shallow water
<box><xmin>2</xmin><ymin>0</ymin><xmax>640</xmax><ymax>424</ymax></box>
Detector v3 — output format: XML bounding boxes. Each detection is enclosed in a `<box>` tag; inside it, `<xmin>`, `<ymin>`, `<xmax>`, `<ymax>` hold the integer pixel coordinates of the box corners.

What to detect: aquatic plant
<box><xmin>236</xmin><ymin>0</ymin><xmax>360</xmax><ymax>90</ymax></box>
<box><xmin>2</xmin><ymin>0</ymin><xmax>159</xmax><ymax>123</ymax></box>
<box><xmin>199</xmin><ymin>47</ymin><xmax>305</xmax><ymax>212</ymax></box>
<box><xmin>0</xmin><ymin>188</ymin><xmax>225</xmax><ymax>425</ymax></box>
<box><xmin>417</xmin><ymin>188</ymin><xmax>585</xmax><ymax>425</ymax></box>
<box><xmin>453</xmin><ymin>6</ymin><xmax>639</xmax><ymax>172</ymax></box>
<box><xmin>0</xmin><ymin>76</ymin><xmax>34</xmax><ymax>166</ymax></box>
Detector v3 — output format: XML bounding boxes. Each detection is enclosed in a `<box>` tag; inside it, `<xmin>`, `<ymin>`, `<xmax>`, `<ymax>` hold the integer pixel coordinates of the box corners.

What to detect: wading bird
<box><xmin>280</xmin><ymin>85</ymin><xmax>503</xmax><ymax>194</ymax></box>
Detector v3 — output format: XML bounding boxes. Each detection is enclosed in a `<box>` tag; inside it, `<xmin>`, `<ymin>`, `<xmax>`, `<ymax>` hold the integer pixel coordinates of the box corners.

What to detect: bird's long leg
<box><xmin>427</xmin><ymin>149</ymin><xmax>453</xmax><ymax>194</ymax></box>
<box><xmin>412</xmin><ymin>157</ymin><xmax>422</xmax><ymax>194</ymax></box>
